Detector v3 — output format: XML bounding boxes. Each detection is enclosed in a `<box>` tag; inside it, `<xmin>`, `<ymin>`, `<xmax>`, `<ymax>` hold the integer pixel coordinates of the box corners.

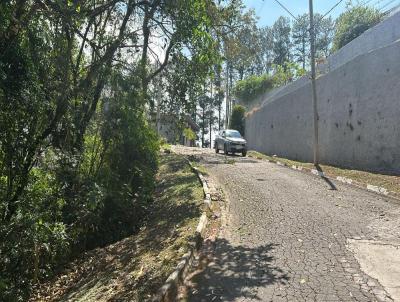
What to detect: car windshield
<box><xmin>225</xmin><ymin>130</ymin><xmax>241</xmax><ymax>138</ymax></box>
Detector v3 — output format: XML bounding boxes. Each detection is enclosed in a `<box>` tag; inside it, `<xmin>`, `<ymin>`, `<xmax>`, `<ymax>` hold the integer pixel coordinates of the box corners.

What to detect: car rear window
<box><xmin>226</xmin><ymin>130</ymin><xmax>241</xmax><ymax>138</ymax></box>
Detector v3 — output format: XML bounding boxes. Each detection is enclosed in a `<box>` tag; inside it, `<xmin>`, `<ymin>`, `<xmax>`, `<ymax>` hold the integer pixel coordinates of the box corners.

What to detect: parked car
<box><xmin>214</xmin><ymin>129</ymin><xmax>247</xmax><ymax>156</ymax></box>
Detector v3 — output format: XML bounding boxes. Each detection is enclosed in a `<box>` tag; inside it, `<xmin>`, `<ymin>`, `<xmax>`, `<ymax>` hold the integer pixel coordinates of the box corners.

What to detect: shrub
<box><xmin>233</xmin><ymin>74</ymin><xmax>275</xmax><ymax>104</ymax></box>
<box><xmin>0</xmin><ymin>72</ymin><xmax>160</xmax><ymax>300</ymax></box>
<box><xmin>229</xmin><ymin>105</ymin><xmax>246</xmax><ymax>136</ymax></box>
<box><xmin>183</xmin><ymin>128</ymin><xmax>196</xmax><ymax>141</ymax></box>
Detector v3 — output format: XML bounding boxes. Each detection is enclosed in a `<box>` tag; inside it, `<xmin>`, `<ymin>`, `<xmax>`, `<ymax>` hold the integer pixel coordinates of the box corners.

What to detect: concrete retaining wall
<box><xmin>321</xmin><ymin>10</ymin><xmax>400</xmax><ymax>73</ymax></box>
<box><xmin>247</xmin><ymin>11</ymin><xmax>400</xmax><ymax>113</ymax></box>
<box><xmin>245</xmin><ymin>39</ymin><xmax>400</xmax><ymax>173</ymax></box>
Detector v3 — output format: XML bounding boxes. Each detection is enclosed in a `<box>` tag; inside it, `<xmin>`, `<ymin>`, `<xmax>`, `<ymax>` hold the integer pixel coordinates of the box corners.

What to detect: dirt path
<box><xmin>173</xmin><ymin>146</ymin><xmax>400</xmax><ymax>302</ymax></box>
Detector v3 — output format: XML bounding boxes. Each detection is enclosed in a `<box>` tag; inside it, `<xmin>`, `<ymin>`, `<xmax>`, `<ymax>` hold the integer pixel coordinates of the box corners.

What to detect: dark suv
<box><xmin>214</xmin><ymin>129</ymin><xmax>247</xmax><ymax>156</ymax></box>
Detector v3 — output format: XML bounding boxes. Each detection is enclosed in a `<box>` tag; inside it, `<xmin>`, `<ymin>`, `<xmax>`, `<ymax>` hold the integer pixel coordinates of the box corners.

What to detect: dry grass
<box><xmin>248</xmin><ymin>151</ymin><xmax>400</xmax><ymax>194</ymax></box>
<box><xmin>31</xmin><ymin>153</ymin><xmax>204</xmax><ymax>302</ymax></box>
<box><xmin>190</xmin><ymin>162</ymin><xmax>209</xmax><ymax>176</ymax></box>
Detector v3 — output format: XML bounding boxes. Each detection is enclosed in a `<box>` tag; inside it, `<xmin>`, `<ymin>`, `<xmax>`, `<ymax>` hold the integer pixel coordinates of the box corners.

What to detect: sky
<box><xmin>242</xmin><ymin>0</ymin><xmax>348</xmax><ymax>26</ymax></box>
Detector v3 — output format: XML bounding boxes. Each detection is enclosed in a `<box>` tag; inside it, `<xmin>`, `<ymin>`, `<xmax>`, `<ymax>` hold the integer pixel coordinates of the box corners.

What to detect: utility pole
<box><xmin>309</xmin><ymin>0</ymin><xmax>319</xmax><ymax>165</ymax></box>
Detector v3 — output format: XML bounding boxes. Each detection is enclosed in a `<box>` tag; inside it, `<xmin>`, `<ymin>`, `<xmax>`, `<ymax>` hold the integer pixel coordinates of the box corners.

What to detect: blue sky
<box><xmin>243</xmin><ymin>0</ymin><xmax>348</xmax><ymax>26</ymax></box>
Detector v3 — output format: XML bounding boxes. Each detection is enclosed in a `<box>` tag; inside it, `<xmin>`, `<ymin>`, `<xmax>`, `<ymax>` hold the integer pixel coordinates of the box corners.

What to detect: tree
<box><xmin>198</xmin><ymin>95</ymin><xmax>213</xmax><ymax>147</ymax></box>
<box><xmin>271</xmin><ymin>16</ymin><xmax>292</xmax><ymax>67</ymax></box>
<box><xmin>227</xmin><ymin>9</ymin><xmax>264</xmax><ymax>80</ymax></box>
<box><xmin>213</xmin><ymin>64</ymin><xmax>225</xmax><ymax>131</ymax></box>
<box><xmin>258</xmin><ymin>26</ymin><xmax>275</xmax><ymax>74</ymax></box>
<box><xmin>209</xmin><ymin>0</ymin><xmax>264</xmax><ymax>125</ymax></box>
<box><xmin>229</xmin><ymin>105</ymin><xmax>246</xmax><ymax>136</ymax></box>
<box><xmin>315</xmin><ymin>15</ymin><xmax>334</xmax><ymax>58</ymax></box>
<box><xmin>292</xmin><ymin>13</ymin><xmax>334</xmax><ymax>69</ymax></box>
<box><xmin>0</xmin><ymin>0</ymin><xmax>223</xmax><ymax>299</ymax></box>
<box><xmin>292</xmin><ymin>14</ymin><xmax>310</xmax><ymax>70</ymax></box>
<box><xmin>333</xmin><ymin>4</ymin><xmax>382</xmax><ymax>51</ymax></box>
<box><xmin>233</xmin><ymin>74</ymin><xmax>275</xmax><ymax>104</ymax></box>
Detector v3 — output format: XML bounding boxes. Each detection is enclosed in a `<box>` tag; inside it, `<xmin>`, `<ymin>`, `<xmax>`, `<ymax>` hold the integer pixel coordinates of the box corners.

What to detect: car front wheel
<box><xmin>242</xmin><ymin>150</ymin><xmax>247</xmax><ymax>157</ymax></box>
<box><xmin>224</xmin><ymin>144</ymin><xmax>228</xmax><ymax>155</ymax></box>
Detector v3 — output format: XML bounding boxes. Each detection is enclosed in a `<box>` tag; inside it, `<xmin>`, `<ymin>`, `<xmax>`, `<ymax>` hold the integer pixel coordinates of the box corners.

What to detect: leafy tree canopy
<box><xmin>333</xmin><ymin>3</ymin><xmax>382</xmax><ymax>51</ymax></box>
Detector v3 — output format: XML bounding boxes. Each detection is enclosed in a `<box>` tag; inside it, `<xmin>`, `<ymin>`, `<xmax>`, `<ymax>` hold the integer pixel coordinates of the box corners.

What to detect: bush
<box><xmin>0</xmin><ymin>71</ymin><xmax>160</xmax><ymax>301</ymax></box>
<box><xmin>183</xmin><ymin>128</ymin><xmax>196</xmax><ymax>141</ymax></box>
<box><xmin>229</xmin><ymin>105</ymin><xmax>246</xmax><ymax>136</ymax></box>
<box><xmin>233</xmin><ymin>74</ymin><xmax>274</xmax><ymax>104</ymax></box>
<box><xmin>0</xmin><ymin>162</ymin><xmax>69</xmax><ymax>300</ymax></box>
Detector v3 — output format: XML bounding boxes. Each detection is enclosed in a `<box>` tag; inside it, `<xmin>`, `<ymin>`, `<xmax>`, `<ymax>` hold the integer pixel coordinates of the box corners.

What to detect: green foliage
<box><xmin>315</xmin><ymin>15</ymin><xmax>335</xmax><ymax>58</ymax></box>
<box><xmin>292</xmin><ymin>13</ymin><xmax>334</xmax><ymax>68</ymax></box>
<box><xmin>333</xmin><ymin>4</ymin><xmax>382</xmax><ymax>51</ymax></box>
<box><xmin>292</xmin><ymin>14</ymin><xmax>310</xmax><ymax>69</ymax></box>
<box><xmin>271</xmin><ymin>62</ymin><xmax>306</xmax><ymax>87</ymax></box>
<box><xmin>183</xmin><ymin>128</ymin><xmax>197</xmax><ymax>141</ymax></box>
<box><xmin>229</xmin><ymin>105</ymin><xmax>246</xmax><ymax>135</ymax></box>
<box><xmin>92</xmin><ymin>72</ymin><xmax>159</xmax><ymax>246</ymax></box>
<box><xmin>233</xmin><ymin>74</ymin><xmax>275</xmax><ymax>103</ymax></box>
<box><xmin>271</xmin><ymin>16</ymin><xmax>292</xmax><ymax>66</ymax></box>
<box><xmin>0</xmin><ymin>0</ymin><xmax>219</xmax><ymax>300</ymax></box>
<box><xmin>233</xmin><ymin>61</ymin><xmax>305</xmax><ymax>103</ymax></box>
<box><xmin>0</xmin><ymin>161</ymin><xmax>68</xmax><ymax>300</ymax></box>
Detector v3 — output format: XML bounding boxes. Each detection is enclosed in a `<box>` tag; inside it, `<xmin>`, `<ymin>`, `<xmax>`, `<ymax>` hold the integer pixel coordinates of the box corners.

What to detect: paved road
<box><xmin>173</xmin><ymin>146</ymin><xmax>400</xmax><ymax>302</ymax></box>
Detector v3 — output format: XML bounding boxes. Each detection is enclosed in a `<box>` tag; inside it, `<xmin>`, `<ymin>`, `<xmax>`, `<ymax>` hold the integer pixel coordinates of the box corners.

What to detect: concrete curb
<box><xmin>153</xmin><ymin>158</ymin><xmax>211</xmax><ymax>302</ymax></box>
<box><xmin>248</xmin><ymin>154</ymin><xmax>400</xmax><ymax>203</ymax></box>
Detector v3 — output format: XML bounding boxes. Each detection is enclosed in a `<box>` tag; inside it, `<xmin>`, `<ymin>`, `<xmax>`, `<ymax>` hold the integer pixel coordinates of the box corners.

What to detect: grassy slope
<box><xmin>31</xmin><ymin>153</ymin><xmax>203</xmax><ymax>302</ymax></box>
<box><xmin>248</xmin><ymin>151</ymin><xmax>400</xmax><ymax>195</ymax></box>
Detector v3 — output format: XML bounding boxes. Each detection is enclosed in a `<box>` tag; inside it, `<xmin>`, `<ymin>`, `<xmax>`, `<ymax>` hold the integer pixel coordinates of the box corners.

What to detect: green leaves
<box><xmin>229</xmin><ymin>105</ymin><xmax>246</xmax><ymax>136</ymax></box>
<box><xmin>233</xmin><ymin>74</ymin><xmax>275</xmax><ymax>103</ymax></box>
<box><xmin>183</xmin><ymin>128</ymin><xmax>196</xmax><ymax>141</ymax></box>
<box><xmin>333</xmin><ymin>4</ymin><xmax>382</xmax><ymax>51</ymax></box>
<box><xmin>0</xmin><ymin>0</ymin><xmax>230</xmax><ymax>300</ymax></box>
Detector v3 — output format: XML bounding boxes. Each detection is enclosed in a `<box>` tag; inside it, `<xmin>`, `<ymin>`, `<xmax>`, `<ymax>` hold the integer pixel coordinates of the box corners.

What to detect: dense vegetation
<box><xmin>0</xmin><ymin>0</ymin><xmax>220</xmax><ymax>300</ymax></box>
<box><xmin>333</xmin><ymin>4</ymin><xmax>382</xmax><ymax>51</ymax></box>
<box><xmin>0</xmin><ymin>0</ymin><xmax>388</xmax><ymax>299</ymax></box>
<box><xmin>228</xmin><ymin>2</ymin><xmax>382</xmax><ymax>110</ymax></box>
<box><xmin>232</xmin><ymin>62</ymin><xmax>306</xmax><ymax>104</ymax></box>
<box><xmin>31</xmin><ymin>153</ymin><xmax>204</xmax><ymax>301</ymax></box>
<box><xmin>229</xmin><ymin>105</ymin><xmax>246</xmax><ymax>136</ymax></box>
<box><xmin>232</xmin><ymin>74</ymin><xmax>275</xmax><ymax>104</ymax></box>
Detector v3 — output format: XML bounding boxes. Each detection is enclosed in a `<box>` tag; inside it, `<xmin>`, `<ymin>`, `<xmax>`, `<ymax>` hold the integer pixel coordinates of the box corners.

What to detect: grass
<box><xmin>160</xmin><ymin>142</ymin><xmax>171</xmax><ymax>152</ymax></box>
<box><xmin>31</xmin><ymin>153</ymin><xmax>204</xmax><ymax>302</ymax></box>
<box><xmin>190</xmin><ymin>162</ymin><xmax>208</xmax><ymax>176</ymax></box>
<box><xmin>248</xmin><ymin>150</ymin><xmax>400</xmax><ymax>195</ymax></box>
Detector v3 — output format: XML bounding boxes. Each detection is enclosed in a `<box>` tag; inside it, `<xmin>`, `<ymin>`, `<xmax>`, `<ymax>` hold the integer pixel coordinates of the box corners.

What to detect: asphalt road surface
<box><xmin>173</xmin><ymin>146</ymin><xmax>400</xmax><ymax>302</ymax></box>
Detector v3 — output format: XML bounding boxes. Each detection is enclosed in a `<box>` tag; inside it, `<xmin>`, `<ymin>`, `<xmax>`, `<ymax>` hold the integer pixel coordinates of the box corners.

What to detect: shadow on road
<box><xmin>186</xmin><ymin>238</ymin><xmax>289</xmax><ymax>301</ymax></box>
<box><xmin>315</xmin><ymin>164</ymin><xmax>337</xmax><ymax>190</ymax></box>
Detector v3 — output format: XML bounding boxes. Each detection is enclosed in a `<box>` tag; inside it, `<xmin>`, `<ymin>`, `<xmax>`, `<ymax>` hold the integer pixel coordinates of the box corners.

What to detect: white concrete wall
<box><xmin>321</xmin><ymin>10</ymin><xmax>400</xmax><ymax>73</ymax></box>
<box><xmin>249</xmin><ymin>11</ymin><xmax>400</xmax><ymax>111</ymax></box>
<box><xmin>245</xmin><ymin>40</ymin><xmax>400</xmax><ymax>173</ymax></box>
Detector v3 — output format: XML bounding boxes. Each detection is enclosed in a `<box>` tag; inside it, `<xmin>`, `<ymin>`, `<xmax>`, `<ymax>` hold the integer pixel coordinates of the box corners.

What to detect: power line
<box><xmin>313</xmin><ymin>0</ymin><xmax>345</xmax><ymax>26</ymax></box>
<box><xmin>360</xmin><ymin>0</ymin><xmax>376</xmax><ymax>6</ymax></box>
<box><xmin>379</xmin><ymin>0</ymin><xmax>400</xmax><ymax>10</ymax></box>
<box><xmin>371</xmin><ymin>0</ymin><xmax>388</xmax><ymax>7</ymax></box>
<box><xmin>272</xmin><ymin>0</ymin><xmax>299</xmax><ymax>21</ymax></box>
<box><xmin>319</xmin><ymin>0</ymin><xmax>345</xmax><ymax>20</ymax></box>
